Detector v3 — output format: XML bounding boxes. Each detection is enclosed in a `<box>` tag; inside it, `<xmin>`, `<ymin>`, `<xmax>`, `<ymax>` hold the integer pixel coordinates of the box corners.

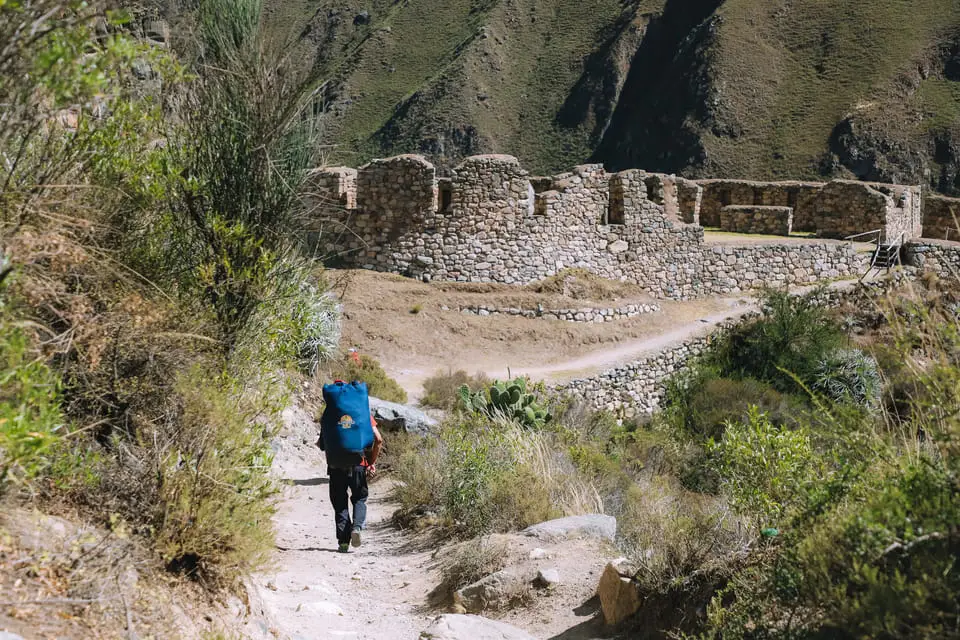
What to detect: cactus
<box><xmin>458</xmin><ymin>376</ymin><xmax>551</xmax><ymax>429</ymax></box>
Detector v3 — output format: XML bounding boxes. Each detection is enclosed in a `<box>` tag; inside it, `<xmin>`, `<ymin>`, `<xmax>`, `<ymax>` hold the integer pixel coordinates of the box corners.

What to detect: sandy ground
<box><xmin>332</xmin><ymin>269</ymin><xmax>744</xmax><ymax>398</ymax></box>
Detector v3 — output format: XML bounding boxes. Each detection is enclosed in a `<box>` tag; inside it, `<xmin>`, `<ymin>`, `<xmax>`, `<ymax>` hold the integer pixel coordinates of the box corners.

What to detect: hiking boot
<box><xmin>351</xmin><ymin>527</ymin><xmax>362</xmax><ymax>548</ymax></box>
<box><xmin>338</xmin><ymin>542</ymin><xmax>350</xmax><ymax>553</ymax></box>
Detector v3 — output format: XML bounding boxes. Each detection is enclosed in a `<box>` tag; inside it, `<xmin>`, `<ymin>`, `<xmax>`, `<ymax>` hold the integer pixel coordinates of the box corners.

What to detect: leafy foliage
<box><xmin>393</xmin><ymin>416</ymin><xmax>599</xmax><ymax>538</ymax></box>
<box><xmin>813</xmin><ymin>348</ymin><xmax>882</xmax><ymax>408</ymax></box>
<box><xmin>708</xmin><ymin>407</ymin><xmax>817</xmax><ymax>524</ymax></box>
<box><xmin>0</xmin><ymin>314</ymin><xmax>63</xmax><ymax>488</ymax></box>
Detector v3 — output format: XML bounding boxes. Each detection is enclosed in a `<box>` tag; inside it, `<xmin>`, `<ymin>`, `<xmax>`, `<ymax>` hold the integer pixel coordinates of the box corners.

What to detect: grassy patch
<box><xmin>324</xmin><ymin>353</ymin><xmax>408</xmax><ymax>404</ymax></box>
<box><xmin>421</xmin><ymin>369</ymin><xmax>490</xmax><ymax>410</ymax></box>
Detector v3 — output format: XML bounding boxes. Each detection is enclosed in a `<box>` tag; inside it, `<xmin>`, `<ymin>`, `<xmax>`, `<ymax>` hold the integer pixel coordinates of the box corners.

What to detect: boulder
<box><xmin>0</xmin><ymin>633</ymin><xmax>25</xmax><ymax>640</ymax></box>
<box><xmin>420</xmin><ymin>614</ymin><xmax>535</xmax><ymax>640</ymax></box>
<box><xmin>597</xmin><ymin>558</ymin><xmax>641</xmax><ymax>626</ymax></box>
<box><xmin>522</xmin><ymin>514</ymin><xmax>616</xmax><ymax>543</ymax></box>
<box><xmin>369</xmin><ymin>397</ymin><xmax>438</xmax><ymax>436</ymax></box>
<box><xmin>454</xmin><ymin>568</ymin><xmax>528</xmax><ymax>613</ymax></box>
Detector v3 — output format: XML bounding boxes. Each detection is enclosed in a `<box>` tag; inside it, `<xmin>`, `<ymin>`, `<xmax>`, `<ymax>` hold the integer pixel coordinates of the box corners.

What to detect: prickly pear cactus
<box><xmin>458</xmin><ymin>376</ymin><xmax>551</xmax><ymax>428</ymax></box>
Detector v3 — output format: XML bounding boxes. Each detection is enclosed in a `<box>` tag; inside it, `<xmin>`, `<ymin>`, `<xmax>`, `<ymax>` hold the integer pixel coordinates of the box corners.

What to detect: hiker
<box><xmin>318</xmin><ymin>380</ymin><xmax>383</xmax><ymax>553</ymax></box>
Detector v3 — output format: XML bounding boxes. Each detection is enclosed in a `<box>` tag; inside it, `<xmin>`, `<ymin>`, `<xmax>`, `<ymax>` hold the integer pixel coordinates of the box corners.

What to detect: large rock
<box><xmin>454</xmin><ymin>568</ymin><xmax>528</xmax><ymax>613</ymax></box>
<box><xmin>369</xmin><ymin>397</ymin><xmax>438</xmax><ymax>436</ymax></box>
<box><xmin>420</xmin><ymin>614</ymin><xmax>535</xmax><ymax>640</ymax></box>
<box><xmin>597</xmin><ymin>558</ymin><xmax>642</xmax><ymax>626</ymax></box>
<box><xmin>522</xmin><ymin>514</ymin><xmax>616</xmax><ymax>543</ymax></box>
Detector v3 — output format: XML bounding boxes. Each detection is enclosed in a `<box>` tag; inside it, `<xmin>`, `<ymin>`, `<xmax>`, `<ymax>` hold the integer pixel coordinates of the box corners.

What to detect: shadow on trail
<box><xmin>275</xmin><ymin>545</ymin><xmax>343</xmax><ymax>553</ymax></box>
<box><xmin>549</xmin><ymin>596</ymin><xmax>607</xmax><ymax>639</ymax></box>
<box><xmin>285</xmin><ymin>477</ymin><xmax>329</xmax><ymax>486</ymax></box>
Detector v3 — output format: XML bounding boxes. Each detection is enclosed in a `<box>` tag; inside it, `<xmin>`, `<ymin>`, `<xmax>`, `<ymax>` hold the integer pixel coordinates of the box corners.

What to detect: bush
<box><xmin>393</xmin><ymin>416</ymin><xmax>599</xmax><ymax>537</ymax></box>
<box><xmin>50</xmin><ymin>368</ymin><xmax>279</xmax><ymax>584</ymax></box>
<box><xmin>0</xmin><ymin>316</ymin><xmax>63</xmax><ymax>489</ymax></box>
<box><xmin>813</xmin><ymin>348</ymin><xmax>882</xmax><ymax>408</ymax></box>
<box><xmin>708</xmin><ymin>288</ymin><xmax>846</xmax><ymax>394</ymax></box>
<box><xmin>328</xmin><ymin>353</ymin><xmax>407</xmax><ymax>404</ymax></box>
<box><xmin>708</xmin><ymin>407</ymin><xmax>818</xmax><ymax>525</ymax></box>
<box><xmin>664</xmin><ymin>370</ymin><xmax>807</xmax><ymax>443</ymax></box>
<box><xmin>421</xmin><ymin>369</ymin><xmax>490</xmax><ymax>410</ymax></box>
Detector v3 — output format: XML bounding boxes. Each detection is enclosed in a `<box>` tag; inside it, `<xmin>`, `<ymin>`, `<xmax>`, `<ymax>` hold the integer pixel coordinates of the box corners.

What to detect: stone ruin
<box><xmin>305</xmin><ymin>154</ymin><xmax>948</xmax><ymax>300</ymax></box>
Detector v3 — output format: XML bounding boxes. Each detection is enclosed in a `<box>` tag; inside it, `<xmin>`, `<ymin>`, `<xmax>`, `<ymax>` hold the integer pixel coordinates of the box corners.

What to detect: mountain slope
<box><xmin>261</xmin><ymin>0</ymin><xmax>960</xmax><ymax>191</ymax></box>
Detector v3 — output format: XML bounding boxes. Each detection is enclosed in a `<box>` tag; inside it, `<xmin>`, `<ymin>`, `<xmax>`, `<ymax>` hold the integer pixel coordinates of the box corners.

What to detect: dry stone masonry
<box><xmin>308</xmin><ymin>154</ymin><xmax>953</xmax><ymax>300</ymax></box>
<box><xmin>458</xmin><ymin>302</ymin><xmax>660</xmax><ymax>323</ymax></box>
<box><xmin>720</xmin><ymin>205</ymin><xmax>793</xmax><ymax>236</ymax></box>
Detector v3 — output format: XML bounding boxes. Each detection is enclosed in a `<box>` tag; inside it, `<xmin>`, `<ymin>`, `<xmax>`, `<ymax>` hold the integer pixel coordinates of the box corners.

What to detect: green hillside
<box><xmin>260</xmin><ymin>0</ymin><xmax>960</xmax><ymax>191</ymax></box>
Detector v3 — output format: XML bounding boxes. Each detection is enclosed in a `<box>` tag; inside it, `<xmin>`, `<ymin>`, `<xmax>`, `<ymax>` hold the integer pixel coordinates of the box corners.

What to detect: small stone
<box><xmin>266</xmin><ymin>581</ymin><xmax>278</xmax><ymax>591</ymax></box>
<box><xmin>528</xmin><ymin>548</ymin><xmax>548</xmax><ymax>560</ymax></box>
<box><xmin>535</xmin><ymin>568</ymin><xmax>560</xmax><ymax>588</ymax></box>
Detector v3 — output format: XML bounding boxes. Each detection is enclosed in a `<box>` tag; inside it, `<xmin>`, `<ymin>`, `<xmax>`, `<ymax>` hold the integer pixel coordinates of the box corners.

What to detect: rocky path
<box><xmin>241</xmin><ymin>409</ymin><xmax>436</xmax><ymax>640</ymax></box>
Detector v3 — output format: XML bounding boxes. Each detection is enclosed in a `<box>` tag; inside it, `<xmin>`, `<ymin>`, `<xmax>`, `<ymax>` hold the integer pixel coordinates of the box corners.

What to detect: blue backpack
<box><xmin>320</xmin><ymin>381</ymin><xmax>375</xmax><ymax>468</ymax></box>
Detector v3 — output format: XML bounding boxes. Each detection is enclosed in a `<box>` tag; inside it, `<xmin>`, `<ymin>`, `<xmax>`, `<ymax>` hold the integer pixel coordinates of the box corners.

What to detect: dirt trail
<box><xmin>242</xmin><ymin>409</ymin><xmax>437</xmax><ymax>640</ymax></box>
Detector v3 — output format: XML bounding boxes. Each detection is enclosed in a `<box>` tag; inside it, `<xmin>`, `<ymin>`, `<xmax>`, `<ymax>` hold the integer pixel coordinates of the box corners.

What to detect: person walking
<box><xmin>318</xmin><ymin>380</ymin><xmax>384</xmax><ymax>553</ymax></box>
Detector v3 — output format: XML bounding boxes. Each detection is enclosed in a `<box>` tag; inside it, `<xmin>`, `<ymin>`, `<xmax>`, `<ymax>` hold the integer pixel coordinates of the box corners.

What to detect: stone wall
<box><xmin>904</xmin><ymin>240</ymin><xmax>960</xmax><ymax>279</ymax></box>
<box><xmin>922</xmin><ymin>194</ymin><xmax>960</xmax><ymax>241</ymax></box>
<box><xmin>698</xmin><ymin>180</ymin><xmax>824</xmax><ymax>231</ymax></box>
<box><xmin>719</xmin><ymin>205</ymin><xmax>793</xmax><ymax>236</ymax></box>
<box><xmin>458</xmin><ymin>302</ymin><xmax>660</xmax><ymax>323</ymax></box>
<box><xmin>813</xmin><ymin>181</ymin><xmax>922</xmax><ymax>242</ymax></box>
<box><xmin>554</xmin><ymin>336</ymin><xmax>710</xmax><ymax>417</ymax></box>
<box><xmin>309</xmin><ymin>155</ymin><xmax>876</xmax><ymax>299</ymax></box>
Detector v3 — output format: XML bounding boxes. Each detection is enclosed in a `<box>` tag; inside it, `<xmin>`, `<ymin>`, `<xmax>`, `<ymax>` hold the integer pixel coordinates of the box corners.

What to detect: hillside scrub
<box><xmin>421</xmin><ymin>369</ymin><xmax>490</xmax><ymax>410</ymax></box>
<box><xmin>392</xmin><ymin>414</ymin><xmax>601</xmax><ymax>538</ymax></box>
<box><xmin>324</xmin><ymin>352</ymin><xmax>408</xmax><ymax>404</ymax></box>
<box><xmin>0</xmin><ymin>0</ymin><xmax>340</xmax><ymax>588</ymax></box>
<box><xmin>596</xmin><ymin>280</ymin><xmax>960</xmax><ymax>637</ymax></box>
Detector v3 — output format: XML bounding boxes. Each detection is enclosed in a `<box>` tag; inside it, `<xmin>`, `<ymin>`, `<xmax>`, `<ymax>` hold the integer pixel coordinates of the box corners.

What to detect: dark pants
<box><xmin>328</xmin><ymin>465</ymin><xmax>368</xmax><ymax>544</ymax></box>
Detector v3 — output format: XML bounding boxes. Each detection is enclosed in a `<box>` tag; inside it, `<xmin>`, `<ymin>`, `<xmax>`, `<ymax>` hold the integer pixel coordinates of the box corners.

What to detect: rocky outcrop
<box><xmin>420</xmin><ymin>614</ymin><xmax>536</xmax><ymax>640</ymax></box>
<box><xmin>369</xmin><ymin>397</ymin><xmax>438</xmax><ymax>436</ymax></box>
<box><xmin>454</xmin><ymin>568</ymin><xmax>529</xmax><ymax>613</ymax></box>
<box><xmin>522</xmin><ymin>514</ymin><xmax>617</xmax><ymax>542</ymax></box>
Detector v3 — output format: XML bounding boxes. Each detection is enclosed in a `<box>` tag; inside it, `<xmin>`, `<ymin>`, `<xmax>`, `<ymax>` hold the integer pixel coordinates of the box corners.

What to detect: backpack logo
<box><xmin>338</xmin><ymin>414</ymin><xmax>355</xmax><ymax>429</ymax></box>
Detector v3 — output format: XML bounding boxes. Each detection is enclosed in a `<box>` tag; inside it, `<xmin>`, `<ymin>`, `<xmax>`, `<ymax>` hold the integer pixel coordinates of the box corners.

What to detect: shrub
<box><xmin>327</xmin><ymin>353</ymin><xmax>407</xmax><ymax>404</ymax></box>
<box><xmin>708</xmin><ymin>407</ymin><xmax>817</xmax><ymax>525</ymax></box>
<box><xmin>813</xmin><ymin>348</ymin><xmax>882</xmax><ymax>408</ymax></box>
<box><xmin>421</xmin><ymin>369</ymin><xmax>490</xmax><ymax>410</ymax></box>
<box><xmin>50</xmin><ymin>368</ymin><xmax>279</xmax><ymax>584</ymax></box>
<box><xmin>393</xmin><ymin>416</ymin><xmax>599</xmax><ymax>537</ymax></box>
<box><xmin>708</xmin><ymin>288</ymin><xmax>845</xmax><ymax>394</ymax></box>
<box><xmin>664</xmin><ymin>370</ymin><xmax>806</xmax><ymax>443</ymax></box>
<box><xmin>0</xmin><ymin>316</ymin><xmax>63</xmax><ymax>489</ymax></box>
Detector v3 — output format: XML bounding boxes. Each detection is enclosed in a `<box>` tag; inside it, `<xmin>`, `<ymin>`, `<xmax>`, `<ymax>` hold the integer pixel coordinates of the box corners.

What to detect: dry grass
<box><xmin>526</xmin><ymin>268</ymin><xmax>647</xmax><ymax>302</ymax></box>
<box><xmin>420</xmin><ymin>369</ymin><xmax>490</xmax><ymax>410</ymax></box>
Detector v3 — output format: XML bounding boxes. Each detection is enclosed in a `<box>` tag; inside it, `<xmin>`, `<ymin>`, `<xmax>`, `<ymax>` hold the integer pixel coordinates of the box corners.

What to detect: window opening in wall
<box><xmin>787</xmin><ymin>189</ymin><xmax>798</xmax><ymax>208</ymax></box>
<box><xmin>719</xmin><ymin>189</ymin><xmax>731</xmax><ymax>206</ymax></box>
<box><xmin>608</xmin><ymin>191</ymin><xmax>625</xmax><ymax>225</ymax></box>
<box><xmin>438</xmin><ymin>180</ymin><xmax>452</xmax><ymax>212</ymax></box>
